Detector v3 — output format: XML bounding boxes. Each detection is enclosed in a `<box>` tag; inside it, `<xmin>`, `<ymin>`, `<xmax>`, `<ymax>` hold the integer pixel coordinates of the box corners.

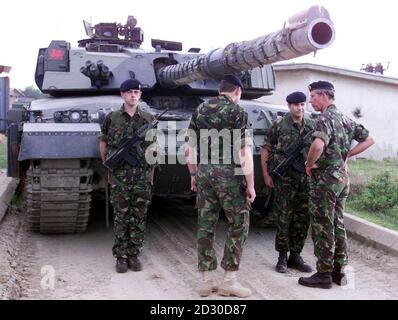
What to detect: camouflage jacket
<box><xmin>99</xmin><ymin>104</ymin><xmax>157</xmax><ymax>170</ymax></box>
<box><xmin>263</xmin><ymin>113</ymin><xmax>315</xmax><ymax>173</ymax></box>
<box><xmin>186</xmin><ymin>95</ymin><xmax>252</xmax><ymax>165</ymax></box>
<box><xmin>313</xmin><ymin>104</ymin><xmax>369</xmax><ymax>171</ymax></box>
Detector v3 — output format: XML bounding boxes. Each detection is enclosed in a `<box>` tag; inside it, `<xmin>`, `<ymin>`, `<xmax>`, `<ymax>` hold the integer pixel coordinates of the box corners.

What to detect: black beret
<box><xmin>222</xmin><ymin>74</ymin><xmax>244</xmax><ymax>90</ymax></box>
<box><xmin>120</xmin><ymin>79</ymin><xmax>142</xmax><ymax>92</ymax></box>
<box><xmin>308</xmin><ymin>81</ymin><xmax>334</xmax><ymax>91</ymax></box>
<box><xmin>286</xmin><ymin>91</ymin><xmax>306</xmax><ymax>104</ymax></box>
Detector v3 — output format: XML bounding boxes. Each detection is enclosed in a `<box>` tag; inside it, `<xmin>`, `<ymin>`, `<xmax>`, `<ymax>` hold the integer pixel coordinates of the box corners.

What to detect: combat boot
<box><xmin>332</xmin><ymin>266</ymin><xmax>347</xmax><ymax>286</ymax></box>
<box><xmin>298</xmin><ymin>272</ymin><xmax>332</xmax><ymax>289</ymax></box>
<box><xmin>218</xmin><ymin>271</ymin><xmax>251</xmax><ymax>298</ymax></box>
<box><xmin>276</xmin><ymin>251</ymin><xmax>288</xmax><ymax>273</ymax></box>
<box><xmin>287</xmin><ymin>251</ymin><xmax>313</xmax><ymax>273</ymax></box>
<box><xmin>127</xmin><ymin>255</ymin><xmax>143</xmax><ymax>272</ymax></box>
<box><xmin>116</xmin><ymin>258</ymin><xmax>128</xmax><ymax>273</ymax></box>
<box><xmin>198</xmin><ymin>270</ymin><xmax>218</xmax><ymax>297</ymax></box>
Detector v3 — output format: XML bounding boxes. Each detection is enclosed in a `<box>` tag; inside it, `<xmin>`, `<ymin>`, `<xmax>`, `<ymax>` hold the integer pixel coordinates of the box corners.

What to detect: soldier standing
<box><xmin>261</xmin><ymin>92</ymin><xmax>314</xmax><ymax>274</ymax></box>
<box><xmin>185</xmin><ymin>75</ymin><xmax>256</xmax><ymax>298</ymax></box>
<box><xmin>299</xmin><ymin>81</ymin><xmax>374</xmax><ymax>289</ymax></box>
<box><xmin>99</xmin><ymin>79</ymin><xmax>156</xmax><ymax>273</ymax></box>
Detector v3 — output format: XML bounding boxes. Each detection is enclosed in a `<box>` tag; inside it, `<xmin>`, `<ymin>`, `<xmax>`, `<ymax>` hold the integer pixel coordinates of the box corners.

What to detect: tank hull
<box><xmin>16</xmin><ymin>96</ymin><xmax>285</xmax><ymax>232</ymax></box>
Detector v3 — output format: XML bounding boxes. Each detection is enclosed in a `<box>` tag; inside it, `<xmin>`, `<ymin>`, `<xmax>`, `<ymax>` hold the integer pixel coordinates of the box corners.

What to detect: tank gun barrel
<box><xmin>158</xmin><ymin>6</ymin><xmax>335</xmax><ymax>88</ymax></box>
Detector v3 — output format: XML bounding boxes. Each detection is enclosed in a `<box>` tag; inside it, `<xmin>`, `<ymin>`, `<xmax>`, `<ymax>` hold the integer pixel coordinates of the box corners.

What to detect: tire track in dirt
<box><xmin>0</xmin><ymin>205</ymin><xmax>37</xmax><ymax>299</ymax></box>
<box><xmin>2</xmin><ymin>198</ymin><xmax>397</xmax><ymax>300</ymax></box>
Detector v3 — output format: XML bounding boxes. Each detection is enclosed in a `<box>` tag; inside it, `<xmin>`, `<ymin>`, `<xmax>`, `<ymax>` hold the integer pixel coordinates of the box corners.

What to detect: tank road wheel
<box><xmin>24</xmin><ymin>159</ymin><xmax>93</xmax><ymax>234</ymax></box>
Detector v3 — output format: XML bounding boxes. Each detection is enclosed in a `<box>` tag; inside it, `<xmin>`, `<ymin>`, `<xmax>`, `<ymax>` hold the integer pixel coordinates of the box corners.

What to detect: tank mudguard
<box><xmin>18</xmin><ymin>123</ymin><xmax>101</xmax><ymax>160</ymax></box>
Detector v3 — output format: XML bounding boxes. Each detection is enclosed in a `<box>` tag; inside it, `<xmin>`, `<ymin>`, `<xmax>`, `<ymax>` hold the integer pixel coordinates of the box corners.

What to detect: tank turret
<box><xmin>35</xmin><ymin>6</ymin><xmax>334</xmax><ymax>98</ymax></box>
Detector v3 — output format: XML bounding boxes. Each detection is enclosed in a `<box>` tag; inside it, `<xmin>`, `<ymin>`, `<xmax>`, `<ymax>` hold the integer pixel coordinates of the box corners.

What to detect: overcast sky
<box><xmin>1</xmin><ymin>0</ymin><xmax>397</xmax><ymax>89</ymax></box>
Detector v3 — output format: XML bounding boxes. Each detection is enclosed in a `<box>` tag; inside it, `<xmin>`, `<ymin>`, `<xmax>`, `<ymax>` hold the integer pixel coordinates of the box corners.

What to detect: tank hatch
<box><xmin>78</xmin><ymin>15</ymin><xmax>144</xmax><ymax>51</ymax></box>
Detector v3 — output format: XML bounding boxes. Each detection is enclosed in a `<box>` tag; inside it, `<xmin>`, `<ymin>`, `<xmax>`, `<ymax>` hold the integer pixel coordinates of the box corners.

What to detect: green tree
<box><xmin>22</xmin><ymin>86</ymin><xmax>46</xmax><ymax>99</ymax></box>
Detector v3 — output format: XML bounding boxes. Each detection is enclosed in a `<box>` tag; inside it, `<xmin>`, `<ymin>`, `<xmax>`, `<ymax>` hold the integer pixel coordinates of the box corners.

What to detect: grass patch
<box><xmin>348</xmin><ymin>158</ymin><xmax>398</xmax><ymax>184</ymax></box>
<box><xmin>0</xmin><ymin>137</ymin><xmax>6</xmax><ymax>169</ymax></box>
<box><xmin>347</xmin><ymin>159</ymin><xmax>398</xmax><ymax>231</ymax></box>
<box><xmin>345</xmin><ymin>205</ymin><xmax>398</xmax><ymax>232</ymax></box>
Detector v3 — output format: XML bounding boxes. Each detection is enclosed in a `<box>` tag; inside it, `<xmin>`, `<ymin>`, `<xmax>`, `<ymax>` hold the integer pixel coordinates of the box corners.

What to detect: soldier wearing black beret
<box><xmin>286</xmin><ymin>91</ymin><xmax>307</xmax><ymax>104</ymax></box>
<box><xmin>222</xmin><ymin>74</ymin><xmax>244</xmax><ymax>90</ymax></box>
<box><xmin>299</xmin><ymin>80</ymin><xmax>374</xmax><ymax>289</ymax></box>
<box><xmin>261</xmin><ymin>91</ymin><xmax>314</xmax><ymax>274</ymax></box>
<box><xmin>185</xmin><ymin>73</ymin><xmax>254</xmax><ymax>298</ymax></box>
<box><xmin>120</xmin><ymin>79</ymin><xmax>142</xmax><ymax>92</ymax></box>
<box><xmin>308</xmin><ymin>81</ymin><xmax>334</xmax><ymax>92</ymax></box>
<box><xmin>99</xmin><ymin>79</ymin><xmax>158</xmax><ymax>274</ymax></box>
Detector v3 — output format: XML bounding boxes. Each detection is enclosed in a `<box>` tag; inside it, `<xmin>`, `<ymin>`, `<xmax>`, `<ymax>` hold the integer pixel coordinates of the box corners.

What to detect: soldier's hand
<box><xmin>263</xmin><ymin>174</ymin><xmax>274</xmax><ymax>188</ymax></box>
<box><xmin>343</xmin><ymin>159</ymin><xmax>349</xmax><ymax>173</ymax></box>
<box><xmin>246</xmin><ymin>186</ymin><xmax>256</xmax><ymax>203</ymax></box>
<box><xmin>305</xmin><ymin>163</ymin><xmax>318</xmax><ymax>177</ymax></box>
<box><xmin>190</xmin><ymin>177</ymin><xmax>197</xmax><ymax>192</ymax></box>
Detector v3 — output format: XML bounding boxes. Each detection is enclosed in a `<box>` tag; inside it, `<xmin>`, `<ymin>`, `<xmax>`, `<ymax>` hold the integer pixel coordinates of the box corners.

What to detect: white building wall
<box><xmin>260</xmin><ymin>65</ymin><xmax>398</xmax><ymax>160</ymax></box>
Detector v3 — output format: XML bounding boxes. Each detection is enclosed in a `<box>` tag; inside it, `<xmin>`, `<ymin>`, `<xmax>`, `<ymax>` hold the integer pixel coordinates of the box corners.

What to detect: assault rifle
<box><xmin>272</xmin><ymin>129</ymin><xmax>314</xmax><ymax>179</ymax></box>
<box><xmin>103</xmin><ymin>108</ymin><xmax>168</xmax><ymax>171</ymax></box>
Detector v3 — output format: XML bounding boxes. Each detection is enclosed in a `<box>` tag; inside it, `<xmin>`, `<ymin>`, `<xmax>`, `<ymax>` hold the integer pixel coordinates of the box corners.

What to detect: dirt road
<box><xmin>1</xmin><ymin>199</ymin><xmax>398</xmax><ymax>300</ymax></box>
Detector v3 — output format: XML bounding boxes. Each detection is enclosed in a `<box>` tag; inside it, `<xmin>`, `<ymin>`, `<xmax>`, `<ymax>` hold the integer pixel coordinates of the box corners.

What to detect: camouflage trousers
<box><xmin>273</xmin><ymin>171</ymin><xmax>310</xmax><ymax>253</ymax></box>
<box><xmin>196</xmin><ymin>164</ymin><xmax>250</xmax><ymax>272</ymax></box>
<box><xmin>309</xmin><ymin>169</ymin><xmax>349</xmax><ymax>273</ymax></box>
<box><xmin>110</xmin><ymin>167</ymin><xmax>152</xmax><ymax>258</ymax></box>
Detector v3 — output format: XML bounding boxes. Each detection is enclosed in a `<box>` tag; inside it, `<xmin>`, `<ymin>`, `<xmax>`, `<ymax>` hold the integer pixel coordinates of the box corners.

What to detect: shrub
<box><xmin>350</xmin><ymin>172</ymin><xmax>398</xmax><ymax>212</ymax></box>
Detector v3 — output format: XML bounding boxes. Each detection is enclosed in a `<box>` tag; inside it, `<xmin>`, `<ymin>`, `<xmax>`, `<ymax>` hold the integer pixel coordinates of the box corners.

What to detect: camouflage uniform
<box><xmin>263</xmin><ymin>113</ymin><xmax>314</xmax><ymax>254</ymax></box>
<box><xmin>99</xmin><ymin>104</ymin><xmax>156</xmax><ymax>258</ymax></box>
<box><xmin>187</xmin><ymin>95</ymin><xmax>252</xmax><ymax>271</ymax></box>
<box><xmin>310</xmin><ymin>104</ymin><xmax>369</xmax><ymax>273</ymax></box>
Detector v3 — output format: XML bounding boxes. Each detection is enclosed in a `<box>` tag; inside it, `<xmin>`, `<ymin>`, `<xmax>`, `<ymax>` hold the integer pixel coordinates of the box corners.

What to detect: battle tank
<box><xmin>5</xmin><ymin>6</ymin><xmax>335</xmax><ymax>233</ymax></box>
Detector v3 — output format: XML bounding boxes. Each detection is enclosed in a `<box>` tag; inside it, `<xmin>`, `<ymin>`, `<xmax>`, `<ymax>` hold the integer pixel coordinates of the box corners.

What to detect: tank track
<box><xmin>24</xmin><ymin>159</ymin><xmax>93</xmax><ymax>234</ymax></box>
